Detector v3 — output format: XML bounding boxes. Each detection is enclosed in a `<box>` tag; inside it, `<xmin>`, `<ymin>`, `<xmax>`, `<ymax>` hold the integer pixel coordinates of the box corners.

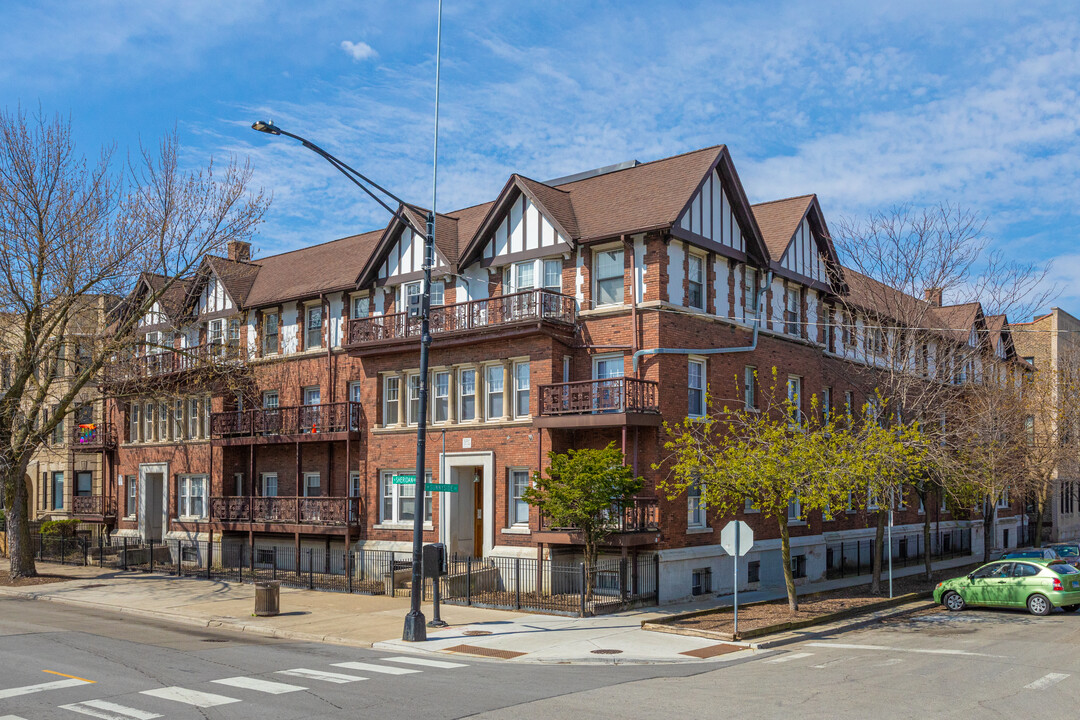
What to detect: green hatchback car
<box><xmin>934</xmin><ymin>559</ymin><xmax>1080</xmax><ymax>616</ymax></box>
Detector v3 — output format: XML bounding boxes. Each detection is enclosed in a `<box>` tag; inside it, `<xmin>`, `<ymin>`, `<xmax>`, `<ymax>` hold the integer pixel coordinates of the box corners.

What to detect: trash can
<box><xmin>254</xmin><ymin>581</ymin><xmax>280</xmax><ymax>617</ymax></box>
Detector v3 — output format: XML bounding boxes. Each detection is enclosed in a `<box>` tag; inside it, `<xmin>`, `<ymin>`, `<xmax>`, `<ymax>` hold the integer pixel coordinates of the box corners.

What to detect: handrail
<box><xmin>209</xmin><ymin>495</ymin><xmax>360</xmax><ymax>526</ymax></box>
<box><xmin>106</xmin><ymin>341</ymin><xmax>244</xmax><ymax>382</ymax></box>
<box><xmin>210</xmin><ymin>401</ymin><xmax>362</xmax><ymax>438</ymax></box>
<box><xmin>346</xmin><ymin>288</ymin><xmax>577</xmax><ymax>345</ymax></box>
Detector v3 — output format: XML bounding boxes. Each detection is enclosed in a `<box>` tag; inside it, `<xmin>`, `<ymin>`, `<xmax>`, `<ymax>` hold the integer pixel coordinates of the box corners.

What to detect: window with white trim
<box><xmin>178</xmin><ymin>475</ymin><xmax>207</xmax><ymax>518</ymax></box>
<box><xmin>688</xmin><ymin>477</ymin><xmax>706</xmax><ymax>528</ymax></box>
<box><xmin>188</xmin><ymin>397</ymin><xmax>200</xmax><ymax>439</ymax></box>
<box><xmin>261</xmin><ymin>472</ymin><xmax>278</xmax><ymax>497</ymax></box>
<box><xmin>208</xmin><ymin>319</ymin><xmax>223</xmax><ymax>347</ymax></box>
<box><xmin>305</xmin><ymin>305</ymin><xmax>323</xmax><ymax>349</ymax></box>
<box><xmin>263</xmin><ymin>390</ymin><xmax>279</xmax><ymax>409</ymax></box>
<box><xmin>788</xmin><ymin>495</ymin><xmax>801</xmax><ymax>522</ymax></box>
<box><xmin>379</xmin><ymin>470</ymin><xmax>433</xmax><ymax>524</ymax></box>
<box><xmin>687</xmin><ymin>253</ymin><xmax>704</xmax><ymax>310</ymax></box>
<box><xmin>688</xmin><ymin>359</ymin><xmax>705</xmax><ymax>418</ymax></box>
<box><xmin>158</xmin><ymin>401</ymin><xmax>169</xmax><ymax>441</ymax></box>
<box><xmin>351</xmin><ymin>295</ymin><xmax>370</xmax><ymax>320</ymax></box>
<box><xmin>594</xmin><ymin>248</ymin><xmax>624</xmax><ymax>306</ymax></box>
<box><xmin>144</xmin><ymin>401</ymin><xmax>154</xmax><ymax>442</ymax></box>
<box><xmin>126</xmin><ymin>476</ymin><xmax>137</xmax><ymax>516</ymax></box>
<box><xmin>744</xmin><ymin>366</ymin><xmax>756</xmax><ymax>410</ymax></box>
<box><xmin>543</xmin><ymin>259</ymin><xmax>562</xmax><ymax>291</ymax></box>
<box><xmin>350</xmin><ymin>471</ymin><xmax>361</xmax><ymax>498</ymax></box>
<box><xmin>383</xmin><ymin>375</ymin><xmax>399</xmax><ymax>425</ymax></box>
<box><xmin>743</xmin><ymin>268</ymin><xmax>758</xmax><ymax>322</ymax></box>
<box><xmin>402</xmin><ymin>281</ymin><xmax>422</xmax><ymax>316</ymax></box>
<box><xmin>509</xmin><ymin>469</ymin><xmax>530</xmax><ymax>526</ymax></box>
<box><xmin>304</xmin><ymin>472</ymin><xmax>321</xmax><ymax>497</ymax></box>
<box><xmin>303</xmin><ymin>385</ymin><xmax>321</xmax><ymax>406</ymax></box>
<box><xmin>823</xmin><ymin>387</ymin><xmax>832</xmax><ymax>423</ymax></box>
<box><xmin>434</xmin><ymin>371</ymin><xmax>450</xmax><ymax>423</ymax></box>
<box><xmin>784</xmin><ymin>286</ymin><xmax>800</xmax><ymax>336</ymax></box>
<box><xmin>263</xmin><ymin>312</ymin><xmax>279</xmax><ymax>355</ymax></box>
<box><xmin>173</xmin><ymin>399</ymin><xmax>184</xmax><ymax>441</ymax></box>
<box><xmin>429</xmin><ymin>280</ymin><xmax>445</xmax><ymax>307</ymax></box>
<box><xmin>407</xmin><ymin>374</ymin><xmax>421</xmax><ymax>425</ymax></box>
<box><xmin>486</xmin><ymin>365</ymin><xmax>504</xmax><ymax>419</ymax></box>
<box><xmin>787</xmin><ymin>376</ymin><xmax>802</xmax><ymax>426</ymax></box>
<box><xmin>458</xmin><ymin>368</ymin><xmax>476</xmax><ymax>421</ymax></box>
<box><xmin>130</xmin><ymin>402</ymin><xmax>140</xmax><ymax>443</ymax></box>
<box><xmin>514</xmin><ymin>361</ymin><xmax>530</xmax><ymax>418</ymax></box>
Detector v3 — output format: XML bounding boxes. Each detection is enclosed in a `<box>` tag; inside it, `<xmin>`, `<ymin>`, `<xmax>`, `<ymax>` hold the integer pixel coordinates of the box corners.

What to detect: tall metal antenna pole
<box><xmin>403</xmin><ymin>0</ymin><xmax>443</xmax><ymax>643</ymax></box>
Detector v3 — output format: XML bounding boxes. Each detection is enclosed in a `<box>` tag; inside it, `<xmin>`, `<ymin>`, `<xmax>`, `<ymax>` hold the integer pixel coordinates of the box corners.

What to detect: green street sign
<box><xmin>392</xmin><ymin>475</ymin><xmax>416</xmax><ymax>485</ymax></box>
<box><xmin>426</xmin><ymin>483</ymin><xmax>458</xmax><ymax>492</ymax></box>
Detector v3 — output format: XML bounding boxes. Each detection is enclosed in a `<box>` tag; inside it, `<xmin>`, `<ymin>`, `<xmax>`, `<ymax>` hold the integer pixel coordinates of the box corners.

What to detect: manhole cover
<box><xmin>463</xmin><ymin>630</ymin><xmax>493</xmax><ymax>636</ymax></box>
<box><xmin>590</xmin><ymin>649</ymin><xmax>623</xmax><ymax>655</ymax></box>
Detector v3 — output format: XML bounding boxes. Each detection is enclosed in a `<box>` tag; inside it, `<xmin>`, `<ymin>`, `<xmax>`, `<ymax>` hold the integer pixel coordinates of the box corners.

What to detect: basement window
<box><xmin>691</xmin><ymin>568</ymin><xmax>712</xmax><ymax>596</ymax></box>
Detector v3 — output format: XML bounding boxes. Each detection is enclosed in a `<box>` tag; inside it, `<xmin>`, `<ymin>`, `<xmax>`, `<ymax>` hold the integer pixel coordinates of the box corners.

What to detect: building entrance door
<box><xmin>447</xmin><ymin>465</ymin><xmax>485</xmax><ymax>558</ymax></box>
<box><xmin>139</xmin><ymin>464</ymin><xmax>166</xmax><ymax>543</ymax></box>
<box><xmin>471</xmin><ymin>467</ymin><xmax>484</xmax><ymax>558</ymax></box>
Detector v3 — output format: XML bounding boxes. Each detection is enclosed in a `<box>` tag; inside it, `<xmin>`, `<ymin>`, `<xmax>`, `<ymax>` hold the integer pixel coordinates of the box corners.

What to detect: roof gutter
<box><xmin>632</xmin><ymin>270</ymin><xmax>772</xmax><ymax>374</ymax></box>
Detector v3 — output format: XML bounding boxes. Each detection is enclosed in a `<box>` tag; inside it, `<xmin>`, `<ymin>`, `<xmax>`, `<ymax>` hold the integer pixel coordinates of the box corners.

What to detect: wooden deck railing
<box><xmin>208</xmin><ymin>496</ymin><xmax>361</xmax><ymax>526</ymax></box>
<box><xmin>210</xmin><ymin>401</ymin><xmax>361</xmax><ymax>438</ymax></box>
<box><xmin>539</xmin><ymin>497</ymin><xmax>660</xmax><ymax>533</ymax></box>
<box><xmin>345</xmin><ymin>289</ymin><xmax>577</xmax><ymax>346</ymax></box>
<box><xmin>538</xmin><ymin>377</ymin><xmax>661</xmax><ymax>416</ymax></box>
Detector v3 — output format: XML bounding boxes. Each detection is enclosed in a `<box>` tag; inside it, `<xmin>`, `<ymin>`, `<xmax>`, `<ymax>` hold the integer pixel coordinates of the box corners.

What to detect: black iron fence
<box><xmin>440</xmin><ymin>554</ymin><xmax>659</xmax><ymax>616</ymax></box>
<box><xmin>29</xmin><ymin>533</ymin><xmax>93</xmax><ymax>566</ymax></box>
<box><xmin>825</xmin><ymin>527</ymin><xmax>974</xmax><ymax>579</ymax></box>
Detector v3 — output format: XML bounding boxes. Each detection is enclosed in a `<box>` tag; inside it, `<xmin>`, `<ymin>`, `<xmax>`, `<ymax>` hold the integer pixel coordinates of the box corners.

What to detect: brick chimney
<box><xmin>924</xmin><ymin>288</ymin><xmax>943</xmax><ymax>306</ymax></box>
<box><xmin>227</xmin><ymin>240</ymin><xmax>251</xmax><ymax>263</ymax></box>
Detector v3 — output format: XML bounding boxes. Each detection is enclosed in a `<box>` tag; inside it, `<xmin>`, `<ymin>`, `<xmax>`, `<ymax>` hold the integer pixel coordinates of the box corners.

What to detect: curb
<box><xmin>0</xmin><ymin>584</ymin><xmax>376</xmax><ymax>649</ymax></box>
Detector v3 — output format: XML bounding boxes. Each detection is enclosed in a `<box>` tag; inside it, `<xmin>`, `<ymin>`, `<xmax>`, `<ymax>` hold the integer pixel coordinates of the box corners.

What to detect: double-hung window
<box><xmin>380</xmin><ymin>470</ymin><xmax>433</xmax><ymax>524</ymax></box>
<box><xmin>126</xmin><ymin>476</ymin><xmax>137</xmax><ymax>516</ymax></box>
<box><xmin>434</xmin><ymin>371</ymin><xmax>450</xmax><ymax>423</ymax></box>
<box><xmin>486</xmin><ymin>365</ymin><xmax>504</xmax><ymax>419</ymax></box>
<box><xmin>188</xmin><ymin>397</ymin><xmax>200</xmax><ymax>439</ymax></box>
<box><xmin>304</xmin><ymin>472</ymin><xmax>321</xmax><ymax>497</ymax></box>
<box><xmin>263</xmin><ymin>390</ymin><xmax>279</xmax><ymax>409</ymax></box>
<box><xmin>784</xmin><ymin>286</ymin><xmax>800</xmax><ymax>336</ymax></box>
<box><xmin>407</xmin><ymin>374</ymin><xmax>421</xmax><ymax>425</ymax></box>
<box><xmin>787</xmin><ymin>376</ymin><xmax>802</xmax><ymax>426</ymax></box>
<box><xmin>178</xmin><ymin>475</ymin><xmax>207</xmax><ymax>518</ymax></box>
<box><xmin>688</xmin><ymin>358</ymin><xmax>705</xmax><ymax>418</ymax></box>
<box><xmin>594</xmin><ymin>248</ymin><xmax>624</xmax><ymax>306</ymax></box>
<box><xmin>130</xmin><ymin>402</ymin><xmax>140</xmax><ymax>443</ymax></box>
<box><xmin>144</xmin><ymin>401</ymin><xmax>154</xmax><ymax>441</ymax></box>
<box><xmin>51</xmin><ymin>472</ymin><xmax>64</xmax><ymax>510</ymax></box>
<box><xmin>426</xmin><ymin>280</ymin><xmax>444</xmax><ymax>307</ymax></box>
<box><xmin>543</xmin><ymin>259</ymin><xmax>562</xmax><ymax>292</ymax></box>
<box><xmin>261</xmin><ymin>472</ymin><xmax>278</xmax><ymax>497</ymax></box>
<box><xmin>173</xmin><ymin>399</ymin><xmax>185</xmax><ymax>441</ymax></box>
<box><xmin>305</xmin><ymin>305</ymin><xmax>323</xmax><ymax>349</ymax></box>
<box><xmin>402</xmin><ymin>281</ymin><xmax>422</xmax><ymax>317</ymax></box>
<box><xmin>688</xmin><ymin>477</ymin><xmax>706</xmax><ymax>529</ymax></box>
<box><xmin>823</xmin><ymin>387</ymin><xmax>832</xmax><ymax>423</ymax></box>
<box><xmin>208</xmin><ymin>319</ymin><xmax>224</xmax><ymax>347</ymax></box>
<box><xmin>744</xmin><ymin>366</ymin><xmax>756</xmax><ymax>410</ymax></box>
<box><xmin>509</xmin><ymin>469</ymin><xmax>530</xmax><ymax>526</ymax></box>
<box><xmin>515</xmin><ymin>262</ymin><xmax>534</xmax><ymax>293</ymax></box>
<box><xmin>383</xmin><ymin>376</ymin><xmax>400</xmax><ymax>425</ymax></box>
<box><xmin>158</xmin><ymin>401</ymin><xmax>169</xmax><ymax>441</ymax></box>
<box><xmin>743</xmin><ymin>269</ymin><xmax>758</xmax><ymax>322</ymax></box>
<box><xmin>351</xmin><ymin>295</ymin><xmax>370</xmax><ymax>320</ymax></box>
<box><xmin>514</xmin><ymin>362</ymin><xmax>530</xmax><ymax>418</ymax></box>
<box><xmin>263</xmin><ymin>312</ymin><xmax>279</xmax><ymax>354</ymax></box>
<box><xmin>688</xmin><ymin>254</ymin><xmax>704</xmax><ymax>310</ymax></box>
<box><xmin>458</xmin><ymin>369</ymin><xmax>476</xmax><ymax>421</ymax></box>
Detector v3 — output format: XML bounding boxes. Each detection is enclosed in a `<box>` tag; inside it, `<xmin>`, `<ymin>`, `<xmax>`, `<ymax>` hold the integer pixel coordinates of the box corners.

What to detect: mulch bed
<box><xmin>0</xmin><ymin>569</ymin><xmax>74</xmax><ymax>587</ymax></box>
<box><xmin>666</xmin><ymin>562</ymin><xmax>982</xmax><ymax>637</ymax></box>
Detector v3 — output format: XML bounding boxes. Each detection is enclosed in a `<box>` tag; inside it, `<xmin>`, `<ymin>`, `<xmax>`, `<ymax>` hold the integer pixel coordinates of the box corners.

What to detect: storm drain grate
<box><xmin>590</xmin><ymin>649</ymin><xmax>624</xmax><ymax>655</ymax></box>
<box><xmin>444</xmin><ymin>644</ymin><xmax>526</xmax><ymax>659</ymax></box>
<box><xmin>463</xmin><ymin>630</ymin><xmax>493</xmax><ymax>636</ymax></box>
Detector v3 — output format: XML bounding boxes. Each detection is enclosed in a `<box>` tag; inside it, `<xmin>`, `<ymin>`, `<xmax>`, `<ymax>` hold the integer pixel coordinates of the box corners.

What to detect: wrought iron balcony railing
<box><xmin>208</xmin><ymin>496</ymin><xmax>361</xmax><ymax>526</ymax></box>
<box><xmin>539</xmin><ymin>497</ymin><xmax>660</xmax><ymax>534</ymax></box>
<box><xmin>210</xmin><ymin>401</ymin><xmax>361</xmax><ymax>439</ymax></box>
<box><xmin>538</xmin><ymin>377</ymin><xmax>661</xmax><ymax>416</ymax></box>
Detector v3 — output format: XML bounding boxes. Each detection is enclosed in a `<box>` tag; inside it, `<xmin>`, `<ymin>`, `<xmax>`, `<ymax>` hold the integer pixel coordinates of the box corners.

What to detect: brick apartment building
<box><xmin>72</xmin><ymin>145</ymin><xmax>1027</xmax><ymax>603</ymax></box>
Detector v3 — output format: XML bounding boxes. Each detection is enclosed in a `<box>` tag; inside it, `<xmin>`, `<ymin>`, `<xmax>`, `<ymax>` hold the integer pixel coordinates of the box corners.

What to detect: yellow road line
<box><xmin>42</xmin><ymin>669</ymin><xmax>95</xmax><ymax>683</ymax></box>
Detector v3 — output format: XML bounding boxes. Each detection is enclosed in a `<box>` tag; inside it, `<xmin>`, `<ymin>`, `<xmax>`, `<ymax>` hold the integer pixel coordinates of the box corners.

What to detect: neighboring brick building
<box><xmin>82</xmin><ymin>146</ymin><xmax>1027</xmax><ymax>603</ymax></box>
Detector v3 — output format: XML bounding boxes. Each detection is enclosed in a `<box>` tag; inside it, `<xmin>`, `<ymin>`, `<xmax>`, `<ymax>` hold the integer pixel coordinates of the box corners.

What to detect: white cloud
<box><xmin>340</xmin><ymin>40</ymin><xmax>377</xmax><ymax>62</ymax></box>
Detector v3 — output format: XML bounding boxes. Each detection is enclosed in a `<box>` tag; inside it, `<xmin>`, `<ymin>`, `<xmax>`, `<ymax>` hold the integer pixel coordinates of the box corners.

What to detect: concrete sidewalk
<box><xmin>0</xmin><ymin>564</ymin><xmax>746</xmax><ymax>664</ymax></box>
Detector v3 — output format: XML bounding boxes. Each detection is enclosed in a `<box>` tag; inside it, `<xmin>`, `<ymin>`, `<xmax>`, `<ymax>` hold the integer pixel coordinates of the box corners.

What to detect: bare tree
<box><xmin>0</xmin><ymin>109</ymin><xmax>268</xmax><ymax>578</ymax></box>
<box><xmin>832</xmin><ymin>204</ymin><xmax>1054</xmax><ymax>582</ymax></box>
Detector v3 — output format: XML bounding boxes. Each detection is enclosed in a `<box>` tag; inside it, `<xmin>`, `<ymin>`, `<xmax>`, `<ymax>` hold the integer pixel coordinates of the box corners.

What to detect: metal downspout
<box><xmin>631</xmin><ymin>270</ymin><xmax>772</xmax><ymax>374</ymax></box>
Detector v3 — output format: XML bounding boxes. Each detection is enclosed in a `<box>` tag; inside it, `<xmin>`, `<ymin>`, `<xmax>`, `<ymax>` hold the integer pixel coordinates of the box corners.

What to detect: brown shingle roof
<box><xmin>516</xmin><ymin>176</ymin><xmax>579</xmax><ymax>239</ymax></box>
<box><xmin>205</xmin><ymin>256</ymin><xmax>260</xmax><ymax>307</ymax></box>
<box><xmin>555</xmin><ymin>145</ymin><xmax>724</xmax><ymax>241</ymax></box>
<box><xmin>143</xmin><ymin>273</ymin><xmax>191</xmax><ymax>320</ymax></box>
<box><xmin>933</xmin><ymin>302</ymin><xmax>982</xmax><ymax>343</ymax></box>
<box><xmin>751</xmin><ymin>195</ymin><xmax>815</xmax><ymax>260</ymax></box>
<box><xmin>246</xmin><ymin>230</ymin><xmax>382</xmax><ymax>306</ymax></box>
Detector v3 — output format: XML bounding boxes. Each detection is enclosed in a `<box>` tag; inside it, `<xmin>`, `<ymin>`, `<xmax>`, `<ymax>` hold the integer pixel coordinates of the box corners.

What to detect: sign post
<box><xmin>720</xmin><ymin>520</ymin><xmax>754</xmax><ymax>638</ymax></box>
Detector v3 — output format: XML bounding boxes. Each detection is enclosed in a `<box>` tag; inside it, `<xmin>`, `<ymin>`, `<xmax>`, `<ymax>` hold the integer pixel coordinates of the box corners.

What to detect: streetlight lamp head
<box><xmin>251</xmin><ymin>120</ymin><xmax>282</xmax><ymax>136</ymax></box>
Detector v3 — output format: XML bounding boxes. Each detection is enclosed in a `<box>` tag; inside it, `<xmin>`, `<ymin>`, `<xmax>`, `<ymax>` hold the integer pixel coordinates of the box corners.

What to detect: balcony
<box><xmin>344</xmin><ymin>289</ymin><xmax>577</xmax><ymax>354</ymax></box>
<box><xmin>533</xmin><ymin>377</ymin><xmax>662</xmax><ymax>428</ymax></box>
<box><xmin>208</xmin><ymin>496</ymin><xmax>361</xmax><ymax>528</ymax></box>
<box><xmin>210</xmin><ymin>401</ymin><xmax>361</xmax><ymax>446</ymax></box>
<box><xmin>70</xmin><ymin>422</ymin><xmax>117</xmax><ymax>452</ymax></box>
<box><xmin>72</xmin><ymin>495</ymin><xmax>116</xmax><ymax>519</ymax></box>
<box><xmin>537</xmin><ymin>497</ymin><xmax>660</xmax><ymax>547</ymax></box>
<box><xmin>104</xmin><ymin>342</ymin><xmax>243</xmax><ymax>385</ymax></box>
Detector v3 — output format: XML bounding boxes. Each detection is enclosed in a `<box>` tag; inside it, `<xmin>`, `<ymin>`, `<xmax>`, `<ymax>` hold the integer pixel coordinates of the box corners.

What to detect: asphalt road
<box><xmin>2</xmin><ymin>596</ymin><xmax>1079</xmax><ymax>719</ymax></box>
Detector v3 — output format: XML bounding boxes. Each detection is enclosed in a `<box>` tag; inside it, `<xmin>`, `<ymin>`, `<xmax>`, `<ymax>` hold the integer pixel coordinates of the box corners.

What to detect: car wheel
<box><xmin>1063</xmin><ymin>605</ymin><xmax>1080</xmax><ymax>613</ymax></box>
<box><xmin>1027</xmin><ymin>594</ymin><xmax>1052</xmax><ymax>616</ymax></box>
<box><xmin>943</xmin><ymin>591</ymin><xmax>966</xmax><ymax>612</ymax></box>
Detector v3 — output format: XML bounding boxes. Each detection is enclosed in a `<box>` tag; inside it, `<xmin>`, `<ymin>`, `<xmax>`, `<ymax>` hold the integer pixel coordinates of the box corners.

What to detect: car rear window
<box><xmin>1053</xmin><ymin>546</ymin><xmax>1079</xmax><ymax>556</ymax></box>
<box><xmin>1049</xmin><ymin>564</ymin><xmax>1079</xmax><ymax>575</ymax></box>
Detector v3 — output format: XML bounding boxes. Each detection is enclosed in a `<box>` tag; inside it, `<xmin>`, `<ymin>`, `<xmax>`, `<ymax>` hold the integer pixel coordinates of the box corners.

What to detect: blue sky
<box><xmin>4</xmin><ymin>0</ymin><xmax>1079</xmax><ymax>315</ymax></box>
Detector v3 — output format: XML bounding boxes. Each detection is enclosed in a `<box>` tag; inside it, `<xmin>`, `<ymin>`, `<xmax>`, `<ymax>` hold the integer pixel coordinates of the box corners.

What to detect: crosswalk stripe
<box><xmin>0</xmin><ymin>715</ymin><xmax>30</xmax><ymax>719</ymax></box>
<box><xmin>381</xmin><ymin>656</ymin><xmax>469</xmax><ymax>669</ymax></box>
<box><xmin>140</xmin><ymin>687</ymin><xmax>241</xmax><ymax>708</ymax></box>
<box><xmin>765</xmin><ymin>652</ymin><xmax>814</xmax><ymax>664</ymax></box>
<box><xmin>212</xmin><ymin>676</ymin><xmax>307</xmax><ymax>694</ymax></box>
<box><xmin>331</xmin><ymin>662</ymin><xmax>421</xmax><ymax>675</ymax></box>
<box><xmin>276</xmin><ymin>668</ymin><xmax>366</xmax><ymax>684</ymax></box>
<box><xmin>1025</xmin><ymin>673</ymin><xmax>1070</xmax><ymax>690</ymax></box>
<box><xmin>0</xmin><ymin>678</ymin><xmax>89</xmax><ymax>700</ymax></box>
<box><xmin>61</xmin><ymin>700</ymin><xmax>163</xmax><ymax>720</ymax></box>
<box><xmin>811</xmin><ymin>656</ymin><xmax>851</xmax><ymax>669</ymax></box>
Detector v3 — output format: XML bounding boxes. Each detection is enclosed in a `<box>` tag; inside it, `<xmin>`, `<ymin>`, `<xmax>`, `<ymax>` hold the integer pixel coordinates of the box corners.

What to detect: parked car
<box><xmin>1047</xmin><ymin>544</ymin><xmax>1080</xmax><ymax>568</ymax></box>
<box><xmin>934</xmin><ymin>559</ymin><xmax>1080</xmax><ymax>615</ymax></box>
<box><xmin>999</xmin><ymin>548</ymin><xmax>1060</xmax><ymax>561</ymax></box>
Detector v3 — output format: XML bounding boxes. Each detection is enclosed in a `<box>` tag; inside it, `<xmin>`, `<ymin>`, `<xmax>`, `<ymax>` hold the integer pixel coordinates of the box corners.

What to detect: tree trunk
<box><xmin>778</xmin><ymin>514</ymin><xmax>798</xmax><ymax>613</ymax></box>
<box><xmin>6</xmin><ymin>459</ymin><xmax>37</xmax><ymax>579</ymax></box>
<box><xmin>982</xmin><ymin>499</ymin><xmax>995</xmax><ymax>564</ymax></box>
<box><xmin>871</xmin><ymin>510</ymin><xmax>885</xmax><ymax>594</ymax></box>
<box><xmin>1034</xmin><ymin>497</ymin><xmax>1045</xmax><ymax>548</ymax></box>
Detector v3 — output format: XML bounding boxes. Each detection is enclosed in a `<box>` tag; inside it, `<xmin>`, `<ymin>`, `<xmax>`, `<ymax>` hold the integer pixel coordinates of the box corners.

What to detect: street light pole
<box><xmin>251</xmin><ymin>122</ymin><xmax>435</xmax><ymax>642</ymax></box>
